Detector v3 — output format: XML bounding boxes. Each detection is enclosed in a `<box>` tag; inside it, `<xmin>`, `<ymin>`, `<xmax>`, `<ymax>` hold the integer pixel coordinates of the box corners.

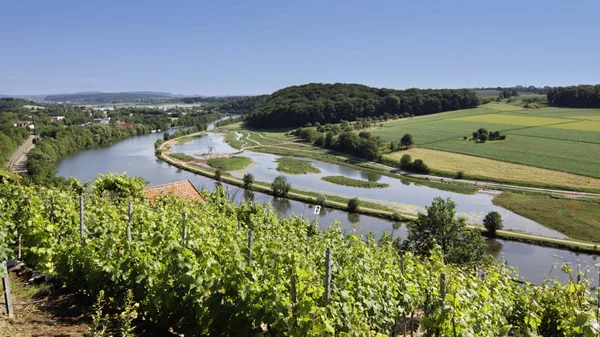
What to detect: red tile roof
<box><xmin>144</xmin><ymin>180</ymin><xmax>206</xmax><ymax>203</ymax></box>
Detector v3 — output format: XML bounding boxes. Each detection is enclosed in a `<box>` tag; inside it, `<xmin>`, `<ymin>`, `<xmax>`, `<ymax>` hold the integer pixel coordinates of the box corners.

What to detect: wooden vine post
<box><xmin>2</xmin><ymin>261</ymin><xmax>13</xmax><ymax>317</ymax></box>
<box><xmin>324</xmin><ymin>247</ymin><xmax>332</xmax><ymax>303</ymax></box>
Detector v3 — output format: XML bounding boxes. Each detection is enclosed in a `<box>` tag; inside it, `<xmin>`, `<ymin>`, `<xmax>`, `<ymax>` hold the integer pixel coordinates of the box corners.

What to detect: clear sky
<box><xmin>1</xmin><ymin>0</ymin><xmax>599</xmax><ymax>95</ymax></box>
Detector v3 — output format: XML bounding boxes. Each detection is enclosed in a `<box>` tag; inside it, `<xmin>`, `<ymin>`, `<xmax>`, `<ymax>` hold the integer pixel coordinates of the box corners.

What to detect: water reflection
<box><xmin>271</xmin><ymin>197</ymin><xmax>292</xmax><ymax>215</ymax></box>
<box><xmin>360</xmin><ymin>171</ymin><xmax>382</xmax><ymax>182</ymax></box>
<box><xmin>347</xmin><ymin>212</ymin><xmax>360</xmax><ymax>225</ymax></box>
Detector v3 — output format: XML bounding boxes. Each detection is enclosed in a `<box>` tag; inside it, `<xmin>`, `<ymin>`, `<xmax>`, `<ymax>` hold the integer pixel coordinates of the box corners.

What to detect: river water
<box><xmin>57</xmin><ymin>119</ymin><xmax>599</xmax><ymax>285</ymax></box>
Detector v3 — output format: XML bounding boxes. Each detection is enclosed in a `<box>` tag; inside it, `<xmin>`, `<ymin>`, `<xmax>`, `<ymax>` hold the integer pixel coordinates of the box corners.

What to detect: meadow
<box><xmin>374</xmin><ymin>105</ymin><xmax>600</xmax><ymax>182</ymax></box>
<box><xmin>206</xmin><ymin>156</ymin><xmax>252</xmax><ymax>171</ymax></box>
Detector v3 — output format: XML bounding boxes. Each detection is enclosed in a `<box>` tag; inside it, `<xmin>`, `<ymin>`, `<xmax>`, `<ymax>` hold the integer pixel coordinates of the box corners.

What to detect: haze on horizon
<box><xmin>1</xmin><ymin>0</ymin><xmax>599</xmax><ymax>96</ymax></box>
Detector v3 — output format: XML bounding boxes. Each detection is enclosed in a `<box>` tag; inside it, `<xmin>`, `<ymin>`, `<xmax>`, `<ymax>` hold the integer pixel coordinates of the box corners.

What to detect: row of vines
<box><xmin>0</xmin><ymin>177</ymin><xmax>599</xmax><ymax>336</ymax></box>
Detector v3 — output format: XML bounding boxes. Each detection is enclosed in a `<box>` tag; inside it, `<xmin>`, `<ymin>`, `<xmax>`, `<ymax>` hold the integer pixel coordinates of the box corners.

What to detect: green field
<box><xmin>276</xmin><ymin>157</ymin><xmax>320</xmax><ymax>174</ymax></box>
<box><xmin>206</xmin><ymin>156</ymin><xmax>252</xmax><ymax>171</ymax></box>
<box><xmin>372</xmin><ymin>106</ymin><xmax>600</xmax><ymax>179</ymax></box>
<box><xmin>321</xmin><ymin>176</ymin><xmax>389</xmax><ymax>188</ymax></box>
<box><xmin>493</xmin><ymin>192</ymin><xmax>600</xmax><ymax>242</ymax></box>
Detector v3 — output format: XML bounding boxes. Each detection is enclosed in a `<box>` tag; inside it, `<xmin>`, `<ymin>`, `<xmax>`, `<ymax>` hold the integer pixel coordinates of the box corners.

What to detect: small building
<box><xmin>51</xmin><ymin>116</ymin><xmax>65</xmax><ymax>122</ymax></box>
<box><xmin>115</xmin><ymin>120</ymin><xmax>137</xmax><ymax>128</ymax></box>
<box><xmin>16</xmin><ymin>120</ymin><xmax>33</xmax><ymax>127</ymax></box>
<box><xmin>93</xmin><ymin>118</ymin><xmax>111</xmax><ymax>125</ymax></box>
<box><xmin>143</xmin><ymin>180</ymin><xmax>206</xmax><ymax>203</ymax></box>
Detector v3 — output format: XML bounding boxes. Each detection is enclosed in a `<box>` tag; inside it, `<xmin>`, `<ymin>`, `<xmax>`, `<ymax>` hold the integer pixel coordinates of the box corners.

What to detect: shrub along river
<box><xmin>57</xmin><ymin>118</ymin><xmax>599</xmax><ymax>285</ymax></box>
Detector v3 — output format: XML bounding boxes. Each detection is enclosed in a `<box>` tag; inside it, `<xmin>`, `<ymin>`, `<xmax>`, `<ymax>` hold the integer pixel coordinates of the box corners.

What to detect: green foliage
<box><xmin>400</xmin><ymin>133</ymin><xmax>414</xmax><ymax>148</ymax></box>
<box><xmin>214</xmin><ymin>169</ymin><xmax>222</xmax><ymax>180</ymax></box>
<box><xmin>404</xmin><ymin>197</ymin><xmax>490</xmax><ymax>266</ymax></box>
<box><xmin>315</xmin><ymin>194</ymin><xmax>326</xmax><ymax>205</ymax></box>
<box><xmin>207</xmin><ymin>156</ymin><xmax>252</xmax><ymax>171</ymax></box>
<box><xmin>92</xmin><ymin>173</ymin><xmax>147</xmax><ymax>201</ymax></box>
<box><xmin>242</xmin><ymin>173</ymin><xmax>254</xmax><ymax>188</ymax></box>
<box><xmin>321</xmin><ymin>176</ymin><xmax>389</xmax><ymax>188</ymax></box>
<box><xmin>548</xmin><ymin>85</ymin><xmax>600</xmax><ymax>108</ymax></box>
<box><xmin>400</xmin><ymin>154</ymin><xmax>412</xmax><ymax>170</ymax></box>
<box><xmin>271</xmin><ymin>175</ymin><xmax>291</xmax><ymax>196</ymax></box>
<box><xmin>246</xmin><ymin>83</ymin><xmax>478</xmax><ymax>128</ymax></box>
<box><xmin>0</xmin><ymin>180</ymin><xmax>598</xmax><ymax>336</ymax></box>
<box><xmin>276</xmin><ymin>157</ymin><xmax>320</xmax><ymax>174</ymax></box>
<box><xmin>484</xmin><ymin>211</ymin><xmax>504</xmax><ymax>237</ymax></box>
<box><xmin>169</xmin><ymin>152</ymin><xmax>195</xmax><ymax>160</ymax></box>
<box><xmin>347</xmin><ymin>197</ymin><xmax>360</xmax><ymax>212</ymax></box>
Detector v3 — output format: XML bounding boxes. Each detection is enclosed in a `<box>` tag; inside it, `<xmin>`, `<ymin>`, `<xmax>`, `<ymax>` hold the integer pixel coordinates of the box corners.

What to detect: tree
<box><xmin>400</xmin><ymin>154</ymin><xmax>412</xmax><ymax>170</ymax></box>
<box><xmin>404</xmin><ymin>197</ymin><xmax>489</xmax><ymax>266</ymax></box>
<box><xmin>483</xmin><ymin>211</ymin><xmax>503</xmax><ymax>237</ymax></box>
<box><xmin>271</xmin><ymin>175</ymin><xmax>291</xmax><ymax>196</ymax></box>
<box><xmin>214</xmin><ymin>169</ymin><xmax>222</xmax><ymax>181</ymax></box>
<box><xmin>472</xmin><ymin>131</ymin><xmax>479</xmax><ymax>139</ymax></box>
<box><xmin>347</xmin><ymin>197</ymin><xmax>360</xmax><ymax>212</ymax></box>
<box><xmin>478</xmin><ymin>133</ymin><xmax>488</xmax><ymax>143</ymax></box>
<box><xmin>243</xmin><ymin>173</ymin><xmax>254</xmax><ymax>188</ymax></box>
<box><xmin>400</xmin><ymin>134</ymin><xmax>414</xmax><ymax>148</ymax></box>
<box><xmin>409</xmin><ymin>159</ymin><xmax>430</xmax><ymax>174</ymax></box>
<box><xmin>316</xmin><ymin>194</ymin><xmax>326</xmax><ymax>205</ymax></box>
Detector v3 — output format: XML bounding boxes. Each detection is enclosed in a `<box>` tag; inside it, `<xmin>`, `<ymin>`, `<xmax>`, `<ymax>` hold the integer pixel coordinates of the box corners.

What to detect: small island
<box><xmin>276</xmin><ymin>157</ymin><xmax>320</xmax><ymax>174</ymax></box>
<box><xmin>322</xmin><ymin>176</ymin><xmax>390</xmax><ymax>188</ymax></box>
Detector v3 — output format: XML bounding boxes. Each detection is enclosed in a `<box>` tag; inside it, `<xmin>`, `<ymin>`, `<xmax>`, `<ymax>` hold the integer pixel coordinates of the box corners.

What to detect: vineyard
<box><xmin>1</xmin><ymin>175</ymin><xmax>599</xmax><ymax>336</ymax></box>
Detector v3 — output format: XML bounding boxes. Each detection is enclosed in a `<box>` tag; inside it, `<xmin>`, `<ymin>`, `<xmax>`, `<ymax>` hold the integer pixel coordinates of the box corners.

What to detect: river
<box><xmin>57</xmin><ymin>119</ymin><xmax>599</xmax><ymax>285</ymax></box>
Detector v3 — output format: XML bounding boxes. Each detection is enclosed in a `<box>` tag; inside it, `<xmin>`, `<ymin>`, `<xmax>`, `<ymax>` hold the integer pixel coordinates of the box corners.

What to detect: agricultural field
<box><xmin>385</xmin><ymin>148</ymin><xmax>600</xmax><ymax>192</ymax></box>
<box><xmin>376</xmin><ymin>106</ymin><xmax>600</xmax><ymax>181</ymax></box>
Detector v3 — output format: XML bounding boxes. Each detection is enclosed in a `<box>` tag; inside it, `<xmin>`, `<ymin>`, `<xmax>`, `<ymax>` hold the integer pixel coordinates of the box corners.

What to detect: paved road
<box><xmin>5</xmin><ymin>135</ymin><xmax>37</xmax><ymax>173</ymax></box>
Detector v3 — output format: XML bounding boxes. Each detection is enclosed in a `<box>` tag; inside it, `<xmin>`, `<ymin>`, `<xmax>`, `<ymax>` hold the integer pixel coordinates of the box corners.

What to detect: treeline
<box><xmin>215</xmin><ymin>116</ymin><xmax>243</xmax><ymax>127</ymax></box>
<box><xmin>476</xmin><ymin>85</ymin><xmax>553</xmax><ymax>95</ymax></box>
<box><xmin>200</xmin><ymin>96</ymin><xmax>266</xmax><ymax>115</ymax></box>
<box><xmin>44</xmin><ymin>92</ymin><xmax>174</xmax><ymax>104</ymax></box>
<box><xmin>547</xmin><ymin>85</ymin><xmax>600</xmax><ymax>108</ymax></box>
<box><xmin>246</xmin><ymin>83</ymin><xmax>479</xmax><ymax>128</ymax></box>
<box><xmin>0</xmin><ymin>124</ymin><xmax>30</xmax><ymax>164</ymax></box>
<box><xmin>27</xmin><ymin>124</ymin><xmax>152</xmax><ymax>185</ymax></box>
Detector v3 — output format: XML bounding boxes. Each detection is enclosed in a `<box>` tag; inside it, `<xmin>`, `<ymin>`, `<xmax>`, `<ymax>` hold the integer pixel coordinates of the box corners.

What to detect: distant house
<box><xmin>16</xmin><ymin>120</ymin><xmax>33</xmax><ymax>127</ymax></box>
<box><xmin>115</xmin><ymin>120</ymin><xmax>137</xmax><ymax>128</ymax></box>
<box><xmin>143</xmin><ymin>180</ymin><xmax>206</xmax><ymax>203</ymax></box>
<box><xmin>93</xmin><ymin>118</ymin><xmax>111</xmax><ymax>125</ymax></box>
<box><xmin>51</xmin><ymin>116</ymin><xmax>65</xmax><ymax>122</ymax></box>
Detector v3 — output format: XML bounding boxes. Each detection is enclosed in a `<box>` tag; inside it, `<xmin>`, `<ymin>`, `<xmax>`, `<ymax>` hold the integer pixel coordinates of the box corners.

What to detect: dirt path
<box><xmin>5</xmin><ymin>135</ymin><xmax>37</xmax><ymax>173</ymax></box>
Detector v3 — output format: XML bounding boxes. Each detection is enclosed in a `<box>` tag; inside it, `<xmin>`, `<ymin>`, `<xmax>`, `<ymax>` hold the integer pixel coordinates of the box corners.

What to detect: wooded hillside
<box><xmin>246</xmin><ymin>83</ymin><xmax>478</xmax><ymax>128</ymax></box>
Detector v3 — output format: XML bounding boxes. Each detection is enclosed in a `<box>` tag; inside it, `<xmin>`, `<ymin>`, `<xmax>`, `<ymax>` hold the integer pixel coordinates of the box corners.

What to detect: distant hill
<box><xmin>44</xmin><ymin>91</ymin><xmax>178</xmax><ymax>104</ymax></box>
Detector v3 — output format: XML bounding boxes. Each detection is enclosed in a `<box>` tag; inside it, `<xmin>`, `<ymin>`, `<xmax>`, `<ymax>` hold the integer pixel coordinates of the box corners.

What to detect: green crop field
<box><xmin>374</xmin><ymin>106</ymin><xmax>600</xmax><ymax>179</ymax></box>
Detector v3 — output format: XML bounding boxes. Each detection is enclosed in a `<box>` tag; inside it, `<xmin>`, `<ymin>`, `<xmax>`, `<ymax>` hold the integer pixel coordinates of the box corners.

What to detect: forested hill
<box><xmin>245</xmin><ymin>83</ymin><xmax>479</xmax><ymax>128</ymax></box>
<box><xmin>547</xmin><ymin>85</ymin><xmax>600</xmax><ymax>108</ymax></box>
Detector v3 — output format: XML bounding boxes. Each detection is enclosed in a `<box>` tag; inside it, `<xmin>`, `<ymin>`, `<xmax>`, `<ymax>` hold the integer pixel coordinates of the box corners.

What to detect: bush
<box><xmin>499</xmin><ymin>135</ymin><xmax>506</xmax><ymax>140</ymax></box>
<box><xmin>316</xmin><ymin>194</ymin><xmax>326</xmax><ymax>205</ymax></box>
<box><xmin>456</xmin><ymin>171</ymin><xmax>464</xmax><ymax>179</ymax></box>
<box><xmin>410</xmin><ymin>159</ymin><xmax>430</xmax><ymax>174</ymax></box>
<box><xmin>347</xmin><ymin>197</ymin><xmax>360</xmax><ymax>212</ymax></box>
<box><xmin>400</xmin><ymin>154</ymin><xmax>412</xmax><ymax>170</ymax></box>
<box><xmin>478</xmin><ymin>133</ymin><xmax>488</xmax><ymax>142</ymax></box>
<box><xmin>271</xmin><ymin>175</ymin><xmax>291</xmax><ymax>196</ymax></box>
<box><xmin>243</xmin><ymin>173</ymin><xmax>254</xmax><ymax>188</ymax></box>
<box><xmin>483</xmin><ymin>211</ymin><xmax>503</xmax><ymax>237</ymax></box>
<box><xmin>214</xmin><ymin>169</ymin><xmax>222</xmax><ymax>181</ymax></box>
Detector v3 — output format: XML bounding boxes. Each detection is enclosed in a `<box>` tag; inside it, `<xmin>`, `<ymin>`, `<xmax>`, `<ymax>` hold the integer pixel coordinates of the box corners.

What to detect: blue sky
<box><xmin>1</xmin><ymin>0</ymin><xmax>599</xmax><ymax>95</ymax></box>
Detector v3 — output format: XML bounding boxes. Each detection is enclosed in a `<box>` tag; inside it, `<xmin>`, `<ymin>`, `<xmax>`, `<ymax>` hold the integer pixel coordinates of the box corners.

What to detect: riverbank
<box><xmin>158</xmin><ymin>133</ymin><xmax>600</xmax><ymax>254</ymax></box>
